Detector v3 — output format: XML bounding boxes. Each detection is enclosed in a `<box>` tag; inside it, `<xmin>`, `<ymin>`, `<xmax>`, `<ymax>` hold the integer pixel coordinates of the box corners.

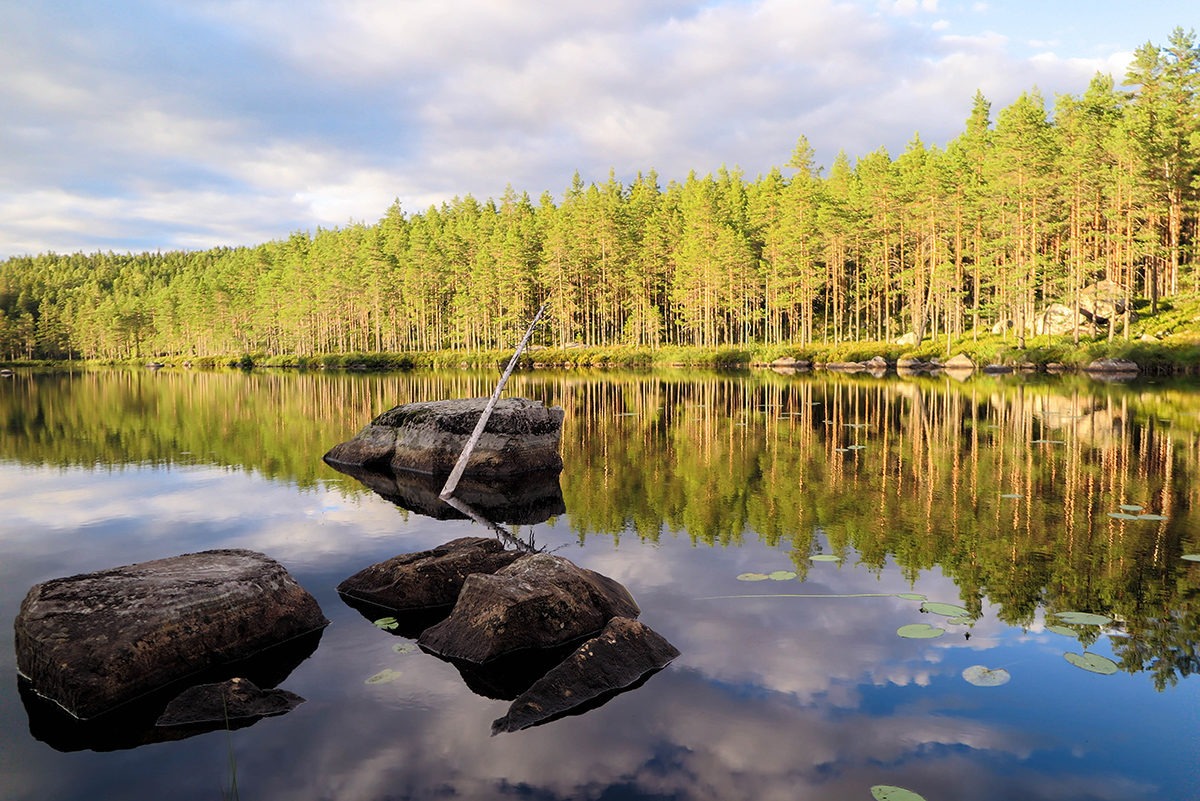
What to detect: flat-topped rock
<box><xmin>324</xmin><ymin>397</ymin><xmax>565</xmax><ymax>478</ymax></box>
<box><xmin>338</xmin><ymin>537</ymin><xmax>523</xmax><ymax>612</ymax></box>
<box><xmin>1084</xmin><ymin>358</ymin><xmax>1139</xmax><ymax>374</ymax></box>
<box><xmin>14</xmin><ymin>549</ymin><xmax>328</xmax><ymax>720</ymax></box>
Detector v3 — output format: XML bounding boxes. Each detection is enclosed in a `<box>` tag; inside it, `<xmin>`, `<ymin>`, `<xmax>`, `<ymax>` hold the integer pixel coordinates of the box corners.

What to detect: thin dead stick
<box><xmin>439</xmin><ymin>302</ymin><xmax>548</xmax><ymax>500</ymax></box>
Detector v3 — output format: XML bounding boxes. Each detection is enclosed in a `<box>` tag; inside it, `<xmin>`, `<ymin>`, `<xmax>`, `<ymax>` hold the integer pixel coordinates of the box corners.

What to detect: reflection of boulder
<box><xmin>419</xmin><ymin>553</ymin><xmax>641</xmax><ymax>664</ymax></box>
<box><xmin>326</xmin><ymin>461</ymin><xmax>565</xmax><ymax>524</ymax></box>
<box><xmin>18</xmin><ymin>628</ymin><xmax>322</xmax><ymax>752</ymax></box>
<box><xmin>338</xmin><ymin>537</ymin><xmax>522</xmax><ymax>614</ymax></box>
<box><xmin>324</xmin><ymin>397</ymin><xmax>565</xmax><ymax>478</ymax></box>
<box><xmin>15</xmin><ymin>549</ymin><xmax>328</xmax><ymax>721</ymax></box>
<box><xmin>492</xmin><ymin>617</ymin><xmax>680</xmax><ymax>734</ymax></box>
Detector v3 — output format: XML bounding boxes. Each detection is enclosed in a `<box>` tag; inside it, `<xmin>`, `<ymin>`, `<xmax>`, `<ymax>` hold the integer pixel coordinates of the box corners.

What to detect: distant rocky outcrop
<box><xmin>324</xmin><ymin>397</ymin><xmax>565</xmax><ymax>478</ymax></box>
<box><xmin>15</xmin><ymin>549</ymin><xmax>328</xmax><ymax>720</ymax></box>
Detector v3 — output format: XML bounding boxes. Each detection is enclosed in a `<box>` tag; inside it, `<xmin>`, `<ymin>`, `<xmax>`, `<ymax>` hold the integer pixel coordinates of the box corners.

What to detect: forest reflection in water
<box><xmin>2</xmin><ymin>366</ymin><xmax>1200</xmax><ymax>800</ymax></box>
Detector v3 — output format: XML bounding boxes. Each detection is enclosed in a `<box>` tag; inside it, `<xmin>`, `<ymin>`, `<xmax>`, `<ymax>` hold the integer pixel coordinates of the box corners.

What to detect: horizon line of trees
<box><xmin>1</xmin><ymin>28</ymin><xmax>1198</xmax><ymax>361</ymax></box>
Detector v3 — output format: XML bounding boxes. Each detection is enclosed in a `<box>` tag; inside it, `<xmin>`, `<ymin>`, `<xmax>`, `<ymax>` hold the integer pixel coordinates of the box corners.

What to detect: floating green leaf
<box><xmin>922</xmin><ymin>601</ymin><xmax>970</xmax><ymax>617</ymax></box>
<box><xmin>1053</xmin><ymin>611</ymin><xmax>1112</xmax><ymax>626</ymax></box>
<box><xmin>834</xmin><ymin>447</ymin><xmax>849</xmax><ymax>453</ymax></box>
<box><xmin>1108</xmin><ymin>512</ymin><xmax>1139</xmax><ymax>521</ymax></box>
<box><xmin>392</xmin><ymin>643</ymin><xmax>417</xmax><ymax>655</ymax></box>
<box><xmin>1045</xmin><ymin>625</ymin><xmax>1078</xmax><ymax>638</ymax></box>
<box><xmin>373</xmin><ymin>616</ymin><xmax>399</xmax><ymax>630</ymax></box>
<box><xmin>1031</xmin><ymin>439</ymin><xmax>1065</xmax><ymax>444</ymax></box>
<box><xmin>1064</xmin><ymin>652</ymin><xmax>1119</xmax><ymax>675</ymax></box>
<box><xmin>768</xmin><ymin>570</ymin><xmax>797</xmax><ymax>581</ymax></box>
<box><xmin>1119</xmin><ymin>504</ymin><xmax>1144</xmax><ymax>512</ymax></box>
<box><xmin>999</xmin><ymin>493</ymin><xmax>1022</xmax><ymax>499</ymax></box>
<box><xmin>897</xmin><ymin>623</ymin><xmax>945</xmax><ymax>639</ymax></box>
<box><xmin>809</xmin><ymin>554</ymin><xmax>841</xmax><ymax>562</ymax></box>
<box><xmin>945</xmin><ymin>615</ymin><xmax>973</xmax><ymax>626</ymax></box>
<box><xmin>737</xmin><ymin>572</ymin><xmax>770</xmax><ymax>581</ymax></box>
<box><xmin>1138</xmin><ymin>513</ymin><xmax>1167</xmax><ymax>521</ymax></box>
<box><xmin>962</xmin><ymin>665</ymin><xmax>1011</xmax><ymax>687</ymax></box>
<box><xmin>871</xmin><ymin>785</ymin><xmax>927</xmax><ymax>801</ymax></box>
<box><xmin>365</xmin><ymin>668</ymin><xmax>403</xmax><ymax>685</ymax></box>
<box><xmin>896</xmin><ymin>593</ymin><xmax>927</xmax><ymax>601</ymax></box>
<box><xmin>1182</xmin><ymin>554</ymin><xmax>1200</xmax><ymax>562</ymax></box>
<box><xmin>846</xmin><ymin>444</ymin><xmax>867</xmax><ymax>451</ymax></box>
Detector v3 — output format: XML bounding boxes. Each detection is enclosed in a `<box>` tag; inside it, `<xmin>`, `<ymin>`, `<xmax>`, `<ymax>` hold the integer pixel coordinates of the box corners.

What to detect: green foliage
<box><xmin>0</xmin><ymin>31</ymin><xmax>1198</xmax><ymax>365</ymax></box>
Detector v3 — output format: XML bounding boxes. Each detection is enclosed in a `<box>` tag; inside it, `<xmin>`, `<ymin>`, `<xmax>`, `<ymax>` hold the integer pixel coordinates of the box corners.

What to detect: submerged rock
<box><xmin>14</xmin><ymin>549</ymin><xmax>328</xmax><ymax>720</ymax></box>
<box><xmin>323</xmin><ymin>397</ymin><xmax>565</xmax><ymax>478</ymax></box>
<box><xmin>491</xmin><ymin>617</ymin><xmax>680</xmax><ymax>734</ymax></box>
<box><xmin>418</xmin><ymin>553</ymin><xmax>640</xmax><ymax>664</ymax></box>
<box><xmin>338</xmin><ymin>537</ymin><xmax>523</xmax><ymax>613</ymax></box>
<box><xmin>156</xmin><ymin>677</ymin><xmax>303</xmax><ymax>728</ymax></box>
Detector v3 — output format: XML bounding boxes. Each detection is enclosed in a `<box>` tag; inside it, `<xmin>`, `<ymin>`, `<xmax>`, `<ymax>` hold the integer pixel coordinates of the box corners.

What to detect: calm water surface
<box><xmin>2</xmin><ymin>367</ymin><xmax>1199</xmax><ymax>801</ymax></box>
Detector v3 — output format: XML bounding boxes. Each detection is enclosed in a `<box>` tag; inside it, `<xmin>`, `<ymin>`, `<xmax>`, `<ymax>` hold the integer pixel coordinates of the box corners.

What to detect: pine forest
<box><xmin>1</xmin><ymin>30</ymin><xmax>1198</xmax><ymax>363</ymax></box>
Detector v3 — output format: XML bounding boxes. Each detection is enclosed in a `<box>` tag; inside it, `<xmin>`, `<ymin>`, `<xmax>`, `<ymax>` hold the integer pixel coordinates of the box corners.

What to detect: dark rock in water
<box><xmin>156</xmin><ymin>677</ymin><xmax>304</xmax><ymax>727</ymax></box>
<box><xmin>492</xmin><ymin>617</ymin><xmax>679</xmax><ymax>734</ymax></box>
<box><xmin>14</xmin><ymin>549</ymin><xmax>328</xmax><ymax>720</ymax></box>
<box><xmin>19</xmin><ymin>627</ymin><xmax>322</xmax><ymax>752</ymax></box>
<box><xmin>326</xmin><ymin>461</ymin><xmax>565</xmax><ymax>524</ymax></box>
<box><xmin>418</xmin><ymin>553</ymin><xmax>640</xmax><ymax>664</ymax></box>
<box><xmin>323</xmin><ymin>397</ymin><xmax>565</xmax><ymax>478</ymax></box>
<box><xmin>338</xmin><ymin>537</ymin><xmax>524</xmax><ymax>613</ymax></box>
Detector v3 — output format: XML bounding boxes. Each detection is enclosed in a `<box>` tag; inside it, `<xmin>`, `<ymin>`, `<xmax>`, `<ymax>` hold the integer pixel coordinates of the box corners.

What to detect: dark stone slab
<box><xmin>156</xmin><ymin>677</ymin><xmax>304</xmax><ymax>727</ymax></box>
<box><xmin>337</xmin><ymin>537</ymin><xmax>523</xmax><ymax>613</ymax></box>
<box><xmin>492</xmin><ymin>617</ymin><xmax>680</xmax><ymax>734</ymax></box>
<box><xmin>324</xmin><ymin>397</ymin><xmax>565</xmax><ymax>478</ymax></box>
<box><xmin>418</xmin><ymin>553</ymin><xmax>640</xmax><ymax>664</ymax></box>
<box><xmin>14</xmin><ymin>549</ymin><xmax>328</xmax><ymax>720</ymax></box>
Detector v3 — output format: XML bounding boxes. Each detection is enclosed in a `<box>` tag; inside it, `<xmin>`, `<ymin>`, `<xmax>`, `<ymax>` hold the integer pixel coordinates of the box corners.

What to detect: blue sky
<box><xmin>0</xmin><ymin>0</ymin><xmax>1193</xmax><ymax>258</ymax></box>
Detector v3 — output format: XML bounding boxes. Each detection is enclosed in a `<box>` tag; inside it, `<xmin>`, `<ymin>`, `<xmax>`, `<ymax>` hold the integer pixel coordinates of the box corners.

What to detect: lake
<box><xmin>2</xmin><ymin>366</ymin><xmax>1199</xmax><ymax>801</ymax></box>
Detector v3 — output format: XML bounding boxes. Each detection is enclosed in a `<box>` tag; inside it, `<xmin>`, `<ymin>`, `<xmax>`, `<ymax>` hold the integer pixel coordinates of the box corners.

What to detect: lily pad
<box><xmin>373</xmin><ymin>616</ymin><xmax>399</xmax><ymax>630</ymax></box>
<box><xmin>999</xmin><ymin>493</ymin><xmax>1023</xmax><ymax>499</ymax></box>
<box><xmin>896</xmin><ymin>593</ymin><xmax>927</xmax><ymax>601</ymax></box>
<box><xmin>846</xmin><ymin>444</ymin><xmax>867</xmax><ymax>451</ymax></box>
<box><xmin>1119</xmin><ymin>504</ymin><xmax>1144</xmax><ymax>512</ymax></box>
<box><xmin>962</xmin><ymin>665</ymin><xmax>1011</xmax><ymax>687</ymax></box>
<box><xmin>1182</xmin><ymin>554</ymin><xmax>1200</xmax><ymax>562</ymax></box>
<box><xmin>871</xmin><ymin>785</ymin><xmax>927</xmax><ymax>801</ymax></box>
<box><xmin>365</xmin><ymin>668</ymin><xmax>403</xmax><ymax>685</ymax></box>
<box><xmin>921</xmin><ymin>601</ymin><xmax>970</xmax><ymax>617</ymax></box>
<box><xmin>768</xmin><ymin>570</ymin><xmax>797</xmax><ymax>581</ymax></box>
<box><xmin>1064</xmin><ymin>652</ymin><xmax>1119</xmax><ymax>675</ymax></box>
<box><xmin>809</xmin><ymin>554</ymin><xmax>841</xmax><ymax>562</ymax></box>
<box><xmin>737</xmin><ymin>572</ymin><xmax>770</xmax><ymax>582</ymax></box>
<box><xmin>1045</xmin><ymin>624</ymin><xmax>1078</xmax><ymax>638</ymax></box>
<box><xmin>945</xmin><ymin>615</ymin><xmax>973</xmax><ymax>626</ymax></box>
<box><xmin>1138</xmin><ymin>513</ymin><xmax>1168</xmax><ymax>521</ymax></box>
<box><xmin>834</xmin><ymin>447</ymin><xmax>849</xmax><ymax>453</ymax></box>
<box><xmin>897</xmin><ymin>623</ymin><xmax>945</xmax><ymax>639</ymax></box>
<box><xmin>1031</xmin><ymin>439</ymin><xmax>1065</xmax><ymax>444</ymax></box>
<box><xmin>1053</xmin><ymin>611</ymin><xmax>1112</xmax><ymax>626</ymax></box>
<box><xmin>1108</xmin><ymin>512</ymin><xmax>1140</xmax><ymax>521</ymax></box>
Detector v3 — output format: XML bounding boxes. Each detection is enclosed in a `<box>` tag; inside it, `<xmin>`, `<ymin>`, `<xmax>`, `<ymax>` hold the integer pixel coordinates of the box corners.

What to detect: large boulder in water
<box><xmin>337</xmin><ymin>536</ymin><xmax>523</xmax><ymax>613</ymax></box>
<box><xmin>323</xmin><ymin>397</ymin><xmax>565</xmax><ymax>479</ymax></box>
<box><xmin>418</xmin><ymin>553</ymin><xmax>640</xmax><ymax>664</ymax></box>
<box><xmin>14</xmin><ymin>549</ymin><xmax>328</xmax><ymax>720</ymax></box>
<box><xmin>492</xmin><ymin>616</ymin><xmax>680</xmax><ymax>734</ymax></box>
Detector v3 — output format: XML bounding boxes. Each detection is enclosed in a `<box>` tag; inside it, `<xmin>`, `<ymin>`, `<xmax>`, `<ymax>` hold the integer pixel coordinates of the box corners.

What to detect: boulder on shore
<box><xmin>945</xmin><ymin>353</ymin><xmax>976</xmax><ymax>371</ymax></box>
<box><xmin>338</xmin><ymin>537</ymin><xmax>523</xmax><ymax>613</ymax></box>
<box><xmin>15</xmin><ymin>549</ymin><xmax>328</xmax><ymax>720</ymax></box>
<box><xmin>1084</xmin><ymin>358</ymin><xmax>1139</xmax><ymax>374</ymax></box>
<box><xmin>418</xmin><ymin>553</ymin><xmax>640</xmax><ymax>664</ymax></box>
<box><xmin>324</xmin><ymin>397</ymin><xmax>565</xmax><ymax>479</ymax></box>
<box><xmin>492</xmin><ymin>617</ymin><xmax>680</xmax><ymax>734</ymax></box>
